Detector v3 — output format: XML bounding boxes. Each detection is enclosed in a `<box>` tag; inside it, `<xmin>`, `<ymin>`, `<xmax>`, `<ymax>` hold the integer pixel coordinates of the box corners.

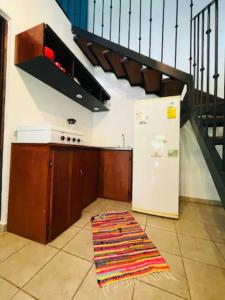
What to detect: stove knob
<box><xmin>61</xmin><ymin>136</ymin><xmax>65</xmax><ymax>141</ymax></box>
<box><xmin>67</xmin><ymin>137</ymin><xmax>71</xmax><ymax>142</ymax></box>
<box><xmin>72</xmin><ymin>138</ymin><xmax>76</xmax><ymax>143</ymax></box>
<box><xmin>77</xmin><ymin>138</ymin><xmax>81</xmax><ymax>143</ymax></box>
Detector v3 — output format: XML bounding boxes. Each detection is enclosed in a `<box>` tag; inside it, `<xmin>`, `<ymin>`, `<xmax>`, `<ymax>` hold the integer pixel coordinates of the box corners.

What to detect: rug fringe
<box><xmin>101</xmin><ymin>270</ymin><xmax>178</xmax><ymax>294</ymax></box>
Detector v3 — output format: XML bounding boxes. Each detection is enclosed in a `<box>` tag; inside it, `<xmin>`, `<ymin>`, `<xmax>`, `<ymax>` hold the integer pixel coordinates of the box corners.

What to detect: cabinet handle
<box><xmin>80</xmin><ymin>169</ymin><xmax>84</xmax><ymax>176</ymax></box>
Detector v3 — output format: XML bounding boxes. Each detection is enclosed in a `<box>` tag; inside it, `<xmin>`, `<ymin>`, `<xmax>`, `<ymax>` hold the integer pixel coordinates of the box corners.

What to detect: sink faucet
<box><xmin>122</xmin><ymin>133</ymin><xmax>125</xmax><ymax>148</ymax></box>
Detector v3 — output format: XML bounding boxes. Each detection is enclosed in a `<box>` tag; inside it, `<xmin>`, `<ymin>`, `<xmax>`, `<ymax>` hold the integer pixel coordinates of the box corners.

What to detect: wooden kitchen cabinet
<box><xmin>8</xmin><ymin>144</ymin><xmax>51</xmax><ymax>244</ymax></box>
<box><xmin>99</xmin><ymin>150</ymin><xmax>132</xmax><ymax>202</ymax></box>
<box><xmin>81</xmin><ymin>149</ymin><xmax>99</xmax><ymax>208</ymax></box>
<box><xmin>7</xmin><ymin>144</ymin><xmax>132</xmax><ymax>244</ymax></box>
<box><xmin>7</xmin><ymin>144</ymin><xmax>86</xmax><ymax>243</ymax></box>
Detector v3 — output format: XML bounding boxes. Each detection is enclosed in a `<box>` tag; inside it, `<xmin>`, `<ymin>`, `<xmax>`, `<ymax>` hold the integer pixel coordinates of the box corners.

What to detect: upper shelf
<box><xmin>14</xmin><ymin>23</ymin><xmax>110</xmax><ymax>112</ymax></box>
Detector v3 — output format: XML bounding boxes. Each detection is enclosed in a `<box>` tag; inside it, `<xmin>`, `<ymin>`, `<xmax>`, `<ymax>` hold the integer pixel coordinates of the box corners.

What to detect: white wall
<box><xmin>92</xmin><ymin>68</ymin><xmax>156</xmax><ymax>147</ymax></box>
<box><xmin>93</xmin><ymin>67</ymin><xmax>221</xmax><ymax>202</ymax></box>
<box><xmin>0</xmin><ymin>0</ymin><xmax>95</xmax><ymax>224</ymax></box>
<box><xmin>180</xmin><ymin>121</ymin><xmax>220</xmax><ymax>201</ymax></box>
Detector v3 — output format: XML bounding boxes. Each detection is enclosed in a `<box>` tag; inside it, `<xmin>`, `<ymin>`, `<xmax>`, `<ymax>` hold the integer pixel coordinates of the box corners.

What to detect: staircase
<box><xmin>74</xmin><ymin>29</ymin><xmax>185</xmax><ymax>97</ymax></box>
<box><xmin>56</xmin><ymin>0</ymin><xmax>225</xmax><ymax>207</ymax></box>
<box><xmin>72</xmin><ymin>26</ymin><xmax>192</xmax><ymax>127</ymax></box>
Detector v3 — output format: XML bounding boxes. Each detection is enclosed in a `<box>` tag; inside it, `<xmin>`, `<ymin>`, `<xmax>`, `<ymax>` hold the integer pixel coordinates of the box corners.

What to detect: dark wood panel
<box><xmin>82</xmin><ymin>149</ymin><xmax>99</xmax><ymax>208</ymax></box>
<box><xmin>141</xmin><ymin>68</ymin><xmax>161</xmax><ymax>94</ymax></box>
<box><xmin>69</xmin><ymin>149</ymin><xmax>83</xmax><ymax>225</ymax></box>
<box><xmin>7</xmin><ymin>144</ymin><xmax>50</xmax><ymax>244</ymax></box>
<box><xmin>121</xmin><ymin>58</ymin><xmax>143</xmax><ymax>86</ymax></box>
<box><xmin>49</xmin><ymin>148</ymin><xmax>72</xmax><ymax>240</ymax></box>
<box><xmin>100</xmin><ymin>150</ymin><xmax>132</xmax><ymax>202</ymax></box>
<box><xmin>0</xmin><ymin>16</ymin><xmax>7</xmax><ymax>216</ymax></box>
<box><xmin>104</xmin><ymin>51</ymin><xmax>126</xmax><ymax>79</ymax></box>
<box><xmin>88</xmin><ymin>44</ymin><xmax>112</xmax><ymax>72</ymax></box>
<box><xmin>75</xmin><ymin>36</ymin><xmax>98</xmax><ymax>66</ymax></box>
<box><xmin>15</xmin><ymin>23</ymin><xmax>44</xmax><ymax>65</ymax></box>
<box><xmin>161</xmin><ymin>78</ymin><xmax>184</xmax><ymax>97</ymax></box>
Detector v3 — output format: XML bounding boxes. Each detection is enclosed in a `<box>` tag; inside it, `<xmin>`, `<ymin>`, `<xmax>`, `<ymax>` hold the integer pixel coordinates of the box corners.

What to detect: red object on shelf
<box><xmin>44</xmin><ymin>47</ymin><xmax>54</xmax><ymax>61</ymax></box>
<box><xmin>60</xmin><ymin>67</ymin><xmax>66</xmax><ymax>73</ymax></box>
<box><xmin>54</xmin><ymin>62</ymin><xmax>61</xmax><ymax>68</ymax></box>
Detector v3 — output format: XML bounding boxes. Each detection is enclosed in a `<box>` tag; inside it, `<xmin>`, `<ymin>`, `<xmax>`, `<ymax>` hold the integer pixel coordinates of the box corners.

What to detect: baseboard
<box><xmin>0</xmin><ymin>223</ymin><xmax>7</xmax><ymax>232</ymax></box>
<box><xmin>179</xmin><ymin>196</ymin><xmax>222</xmax><ymax>207</ymax></box>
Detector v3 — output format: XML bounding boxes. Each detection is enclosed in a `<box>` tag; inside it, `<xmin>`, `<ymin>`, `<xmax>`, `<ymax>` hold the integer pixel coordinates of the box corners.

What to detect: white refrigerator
<box><xmin>132</xmin><ymin>96</ymin><xmax>181</xmax><ymax>219</ymax></box>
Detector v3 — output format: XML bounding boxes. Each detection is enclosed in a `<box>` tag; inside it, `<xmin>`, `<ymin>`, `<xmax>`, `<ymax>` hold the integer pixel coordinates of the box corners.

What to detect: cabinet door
<box><xmin>8</xmin><ymin>145</ymin><xmax>50</xmax><ymax>244</ymax></box>
<box><xmin>49</xmin><ymin>148</ymin><xmax>72</xmax><ymax>241</ymax></box>
<box><xmin>100</xmin><ymin>150</ymin><xmax>132</xmax><ymax>202</ymax></box>
<box><xmin>82</xmin><ymin>149</ymin><xmax>99</xmax><ymax>208</ymax></box>
<box><xmin>69</xmin><ymin>149</ymin><xmax>83</xmax><ymax>225</ymax></box>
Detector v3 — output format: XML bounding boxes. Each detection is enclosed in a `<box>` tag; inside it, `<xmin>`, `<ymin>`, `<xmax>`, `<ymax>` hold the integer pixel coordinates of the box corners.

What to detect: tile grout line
<box><xmin>20</xmin><ymin>248</ymin><xmax>61</xmax><ymax>291</ymax></box>
<box><xmin>48</xmin><ymin>226</ymin><xmax>83</xmax><ymax>250</ymax></box>
<box><xmin>203</xmin><ymin>222</ymin><xmax>225</xmax><ymax>267</ymax></box>
<box><xmin>138</xmin><ymin>278</ymin><xmax>188</xmax><ymax>300</ymax></box>
<box><xmin>10</xmin><ymin>289</ymin><xmax>38</xmax><ymax>300</ymax></box>
<box><xmin>71</xmin><ymin>263</ymin><xmax>94</xmax><ymax>300</ymax></box>
<box><xmin>174</xmin><ymin>221</ymin><xmax>192</xmax><ymax>300</ymax></box>
<box><xmin>61</xmin><ymin>248</ymin><xmax>93</xmax><ymax>263</ymax></box>
<box><xmin>131</xmin><ymin>280</ymin><xmax>135</xmax><ymax>300</ymax></box>
<box><xmin>0</xmin><ymin>239</ymin><xmax>31</xmax><ymax>265</ymax></box>
<box><xmin>146</xmin><ymin>224</ymin><xmax>177</xmax><ymax>234</ymax></box>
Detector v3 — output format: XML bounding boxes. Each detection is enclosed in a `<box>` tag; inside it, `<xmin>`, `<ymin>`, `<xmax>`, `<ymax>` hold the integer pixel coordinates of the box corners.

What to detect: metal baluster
<box><xmin>79</xmin><ymin>0</ymin><xmax>82</xmax><ymax>28</ymax></box>
<box><xmin>73</xmin><ymin>0</ymin><xmax>76</xmax><ymax>27</ymax></box>
<box><xmin>109</xmin><ymin>0</ymin><xmax>113</xmax><ymax>41</ymax></box>
<box><xmin>193</xmin><ymin>17</ymin><xmax>196</xmax><ymax>108</ymax></box>
<box><xmin>161</xmin><ymin>0</ymin><xmax>165</xmax><ymax>62</ymax></box>
<box><xmin>196</xmin><ymin>16</ymin><xmax>200</xmax><ymax>110</ymax></box>
<box><xmin>66</xmin><ymin>0</ymin><xmax>69</xmax><ymax>15</ymax></box>
<box><xmin>101</xmin><ymin>0</ymin><xmax>105</xmax><ymax>37</ymax></box>
<box><xmin>139</xmin><ymin>0</ymin><xmax>142</xmax><ymax>53</ymax></box>
<box><xmin>200</xmin><ymin>11</ymin><xmax>205</xmax><ymax>125</ymax></box>
<box><xmin>222</xmin><ymin>56</ymin><xmax>225</xmax><ymax>170</ymax></box>
<box><xmin>212</xmin><ymin>0</ymin><xmax>219</xmax><ymax>140</ymax></box>
<box><xmin>118</xmin><ymin>0</ymin><xmax>122</xmax><ymax>44</ymax></box>
<box><xmin>85</xmin><ymin>0</ymin><xmax>88</xmax><ymax>30</ymax></box>
<box><xmin>93</xmin><ymin>0</ymin><xmax>96</xmax><ymax>33</ymax></box>
<box><xmin>149</xmin><ymin>0</ymin><xmax>153</xmax><ymax>57</ymax></box>
<box><xmin>205</xmin><ymin>6</ymin><xmax>211</xmax><ymax>135</ymax></box>
<box><xmin>128</xmin><ymin>0</ymin><xmax>131</xmax><ymax>48</ymax></box>
<box><xmin>174</xmin><ymin>0</ymin><xmax>179</xmax><ymax>67</ymax></box>
<box><xmin>189</xmin><ymin>0</ymin><xmax>193</xmax><ymax>74</ymax></box>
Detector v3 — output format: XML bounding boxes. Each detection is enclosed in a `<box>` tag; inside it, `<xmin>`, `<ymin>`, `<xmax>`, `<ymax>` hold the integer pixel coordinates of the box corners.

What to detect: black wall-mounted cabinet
<box><xmin>15</xmin><ymin>23</ymin><xmax>110</xmax><ymax>112</ymax></box>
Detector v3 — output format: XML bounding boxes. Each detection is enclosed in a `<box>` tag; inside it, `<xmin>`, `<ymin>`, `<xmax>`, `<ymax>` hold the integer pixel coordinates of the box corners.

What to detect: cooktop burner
<box><xmin>16</xmin><ymin>124</ymin><xmax>85</xmax><ymax>145</ymax></box>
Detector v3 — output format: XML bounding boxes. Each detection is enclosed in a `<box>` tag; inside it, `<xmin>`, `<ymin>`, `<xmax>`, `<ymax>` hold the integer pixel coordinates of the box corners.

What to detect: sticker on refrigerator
<box><xmin>168</xmin><ymin>150</ymin><xmax>179</xmax><ymax>158</ymax></box>
<box><xmin>167</xmin><ymin>106</ymin><xmax>176</xmax><ymax>119</ymax></box>
<box><xmin>135</xmin><ymin>112</ymin><xmax>149</xmax><ymax>125</ymax></box>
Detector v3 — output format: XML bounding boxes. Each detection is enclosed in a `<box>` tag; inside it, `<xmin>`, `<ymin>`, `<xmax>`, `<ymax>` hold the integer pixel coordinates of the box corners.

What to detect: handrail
<box><xmin>192</xmin><ymin>0</ymin><xmax>216</xmax><ymax>20</ymax></box>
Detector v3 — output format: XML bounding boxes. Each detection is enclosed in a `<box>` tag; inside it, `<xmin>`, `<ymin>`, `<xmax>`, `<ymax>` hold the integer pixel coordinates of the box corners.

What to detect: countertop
<box><xmin>13</xmin><ymin>143</ymin><xmax>133</xmax><ymax>151</ymax></box>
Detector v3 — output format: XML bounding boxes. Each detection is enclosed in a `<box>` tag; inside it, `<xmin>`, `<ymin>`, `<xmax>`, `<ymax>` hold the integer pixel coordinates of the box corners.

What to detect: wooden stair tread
<box><xmin>74</xmin><ymin>37</ymin><xmax>98</xmax><ymax>66</ymax></box>
<box><xmin>121</xmin><ymin>59</ymin><xmax>143</xmax><ymax>86</ymax></box>
<box><xmin>161</xmin><ymin>78</ymin><xmax>184</xmax><ymax>97</ymax></box>
<box><xmin>212</xmin><ymin>136</ymin><xmax>224</xmax><ymax>145</ymax></box>
<box><xmin>88</xmin><ymin>43</ymin><xmax>112</xmax><ymax>72</ymax></box>
<box><xmin>104</xmin><ymin>51</ymin><xmax>126</xmax><ymax>79</ymax></box>
<box><xmin>141</xmin><ymin>68</ymin><xmax>161</xmax><ymax>94</ymax></box>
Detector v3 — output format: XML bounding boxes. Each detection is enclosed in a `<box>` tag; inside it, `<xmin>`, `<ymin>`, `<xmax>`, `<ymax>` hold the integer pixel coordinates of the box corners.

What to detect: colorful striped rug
<box><xmin>91</xmin><ymin>210</ymin><xmax>169</xmax><ymax>287</ymax></box>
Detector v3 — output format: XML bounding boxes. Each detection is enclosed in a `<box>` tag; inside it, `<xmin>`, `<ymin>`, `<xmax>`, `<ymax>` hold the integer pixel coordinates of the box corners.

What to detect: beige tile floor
<box><xmin>0</xmin><ymin>199</ymin><xmax>224</xmax><ymax>300</ymax></box>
